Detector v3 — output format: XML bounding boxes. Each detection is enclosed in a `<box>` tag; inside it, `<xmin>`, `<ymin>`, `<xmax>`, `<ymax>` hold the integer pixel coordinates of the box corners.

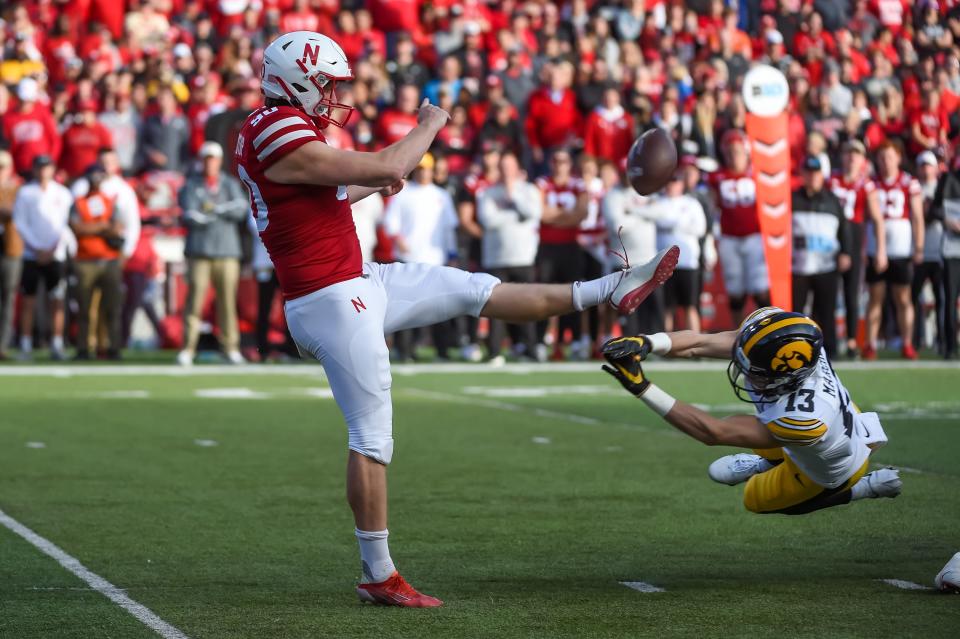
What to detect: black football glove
<box><xmin>601</xmin><ymin>336</ymin><xmax>652</xmax><ymax>397</ymax></box>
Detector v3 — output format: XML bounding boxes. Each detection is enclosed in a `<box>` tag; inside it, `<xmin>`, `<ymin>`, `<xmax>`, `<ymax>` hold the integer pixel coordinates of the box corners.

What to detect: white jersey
<box><xmin>751</xmin><ymin>354</ymin><xmax>872</xmax><ymax>489</ymax></box>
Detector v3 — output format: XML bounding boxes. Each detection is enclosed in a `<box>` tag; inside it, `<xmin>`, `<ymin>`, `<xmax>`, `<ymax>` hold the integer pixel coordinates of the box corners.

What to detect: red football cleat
<box><xmin>610</xmin><ymin>245</ymin><xmax>679</xmax><ymax>315</ymax></box>
<box><xmin>862</xmin><ymin>346</ymin><xmax>877</xmax><ymax>361</ymax></box>
<box><xmin>356</xmin><ymin>572</ymin><xmax>443</xmax><ymax>608</ymax></box>
<box><xmin>902</xmin><ymin>344</ymin><xmax>918</xmax><ymax>360</ymax></box>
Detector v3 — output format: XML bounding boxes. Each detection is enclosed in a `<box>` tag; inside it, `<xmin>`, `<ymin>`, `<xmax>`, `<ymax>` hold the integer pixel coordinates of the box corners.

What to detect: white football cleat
<box><xmin>225</xmin><ymin>350</ymin><xmax>246</xmax><ymax>365</ymax></box>
<box><xmin>859</xmin><ymin>468</ymin><xmax>902</xmax><ymax>498</ymax></box>
<box><xmin>935</xmin><ymin>552</ymin><xmax>960</xmax><ymax>593</ymax></box>
<box><xmin>708</xmin><ymin>453</ymin><xmax>771</xmax><ymax>486</ymax></box>
<box><xmin>610</xmin><ymin>245</ymin><xmax>679</xmax><ymax>315</ymax></box>
<box><xmin>176</xmin><ymin>349</ymin><xmax>194</xmax><ymax>367</ymax></box>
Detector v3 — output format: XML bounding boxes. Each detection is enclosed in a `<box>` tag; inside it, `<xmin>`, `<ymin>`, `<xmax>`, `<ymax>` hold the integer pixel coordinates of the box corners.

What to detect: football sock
<box><xmin>572</xmin><ymin>273</ymin><xmax>621</xmax><ymax>311</ymax></box>
<box><xmin>20</xmin><ymin>335</ymin><xmax>32</xmax><ymax>353</ymax></box>
<box><xmin>51</xmin><ymin>335</ymin><xmax>64</xmax><ymax>352</ymax></box>
<box><xmin>355</xmin><ymin>528</ymin><xmax>396</xmax><ymax>583</ymax></box>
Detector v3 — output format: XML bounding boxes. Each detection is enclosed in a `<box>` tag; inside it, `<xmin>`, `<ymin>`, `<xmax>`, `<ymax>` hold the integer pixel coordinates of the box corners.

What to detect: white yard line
<box><xmin>878</xmin><ymin>578</ymin><xmax>932</xmax><ymax>591</ymax></box>
<box><xmin>0</xmin><ymin>360</ymin><xmax>957</xmax><ymax>377</ymax></box>
<box><xmin>0</xmin><ymin>508</ymin><xmax>189</xmax><ymax>639</ymax></box>
<box><xmin>620</xmin><ymin>581</ymin><xmax>666</xmax><ymax>593</ymax></box>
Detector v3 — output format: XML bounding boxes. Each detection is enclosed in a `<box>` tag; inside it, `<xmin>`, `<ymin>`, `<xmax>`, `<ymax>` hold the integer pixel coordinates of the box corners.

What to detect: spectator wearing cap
<box><xmin>12</xmin><ymin>155</ymin><xmax>73</xmax><ymax>361</ymax></box>
<box><xmin>1</xmin><ymin>78</ymin><xmax>61</xmax><ymax>178</ymax></box>
<box><xmin>383</xmin><ymin>153</ymin><xmax>459</xmax><ymax>361</ymax></box>
<box><xmin>647</xmin><ymin>168</ymin><xmax>709</xmax><ymax>334</ymax></box>
<box><xmin>791</xmin><ymin>156</ymin><xmax>851</xmax><ymax>358</ymax></box>
<box><xmin>913</xmin><ymin>151</ymin><xmax>945</xmax><ymax>351</ymax></box>
<box><xmin>69</xmin><ymin>163</ymin><xmax>126</xmax><ymax>360</ymax></box>
<box><xmin>60</xmin><ymin>100</ymin><xmax>114</xmax><ymax>181</ymax></box>
<box><xmin>176</xmin><ymin>141</ymin><xmax>248</xmax><ymax>366</ymax></box>
<box><xmin>525</xmin><ymin>61</ymin><xmax>582</xmax><ymax>175</ymax></box>
<box><xmin>0</xmin><ymin>150</ymin><xmax>23</xmax><ymax>358</ymax></box>
<box><xmin>583</xmin><ymin>87</ymin><xmax>635</xmax><ymax>166</ymax></box>
<box><xmin>477</xmin><ymin>151</ymin><xmax>542</xmax><ymax>364</ymax></box>
<box><xmin>138</xmin><ymin>86</ymin><xmax>190</xmax><ymax>174</ymax></box>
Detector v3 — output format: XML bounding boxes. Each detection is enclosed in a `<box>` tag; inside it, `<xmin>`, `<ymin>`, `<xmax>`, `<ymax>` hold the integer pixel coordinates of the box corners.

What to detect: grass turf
<box><xmin>0</xmin><ymin>365</ymin><xmax>958</xmax><ymax>638</ymax></box>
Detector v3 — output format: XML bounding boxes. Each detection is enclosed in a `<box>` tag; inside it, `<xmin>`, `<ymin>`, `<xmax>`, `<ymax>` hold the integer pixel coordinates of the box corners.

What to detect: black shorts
<box><xmin>866</xmin><ymin>257</ymin><xmax>912</xmax><ymax>286</ymax></box>
<box><xmin>21</xmin><ymin>260</ymin><xmax>66</xmax><ymax>298</ymax></box>
<box><xmin>664</xmin><ymin>268</ymin><xmax>700</xmax><ymax>308</ymax></box>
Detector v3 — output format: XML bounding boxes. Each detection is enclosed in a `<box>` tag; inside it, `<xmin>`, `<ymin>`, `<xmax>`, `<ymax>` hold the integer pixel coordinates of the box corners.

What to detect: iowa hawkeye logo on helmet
<box><xmin>727</xmin><ymin>308</ymin><xmax>824</xmax><ymax>403</ymax></box>
<box><xmin>771</xmin><ymin>341</ymin><xmax>814</xmax><ymax>373</ymax></box>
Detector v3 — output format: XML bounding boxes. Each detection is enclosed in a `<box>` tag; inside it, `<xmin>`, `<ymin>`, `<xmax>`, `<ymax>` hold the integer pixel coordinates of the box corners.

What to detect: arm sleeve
<box><xmin>221</xmin><ymin>177</ymin><xmax>251</xmax><ymax>221</ymax></box>
<box><xmin>477</xmin><ymin>189</ymin><xmax>506</xmax><ymax>228</ymax></box>
<box><xmin>178</xmin><ymin>181</ymin><xmax>200</xmax><ymax>224</ymax></box>
<box><xmin>13</xmin><ymin>192</ymin><xmax>38</xmax><ymax>249</ymax></box>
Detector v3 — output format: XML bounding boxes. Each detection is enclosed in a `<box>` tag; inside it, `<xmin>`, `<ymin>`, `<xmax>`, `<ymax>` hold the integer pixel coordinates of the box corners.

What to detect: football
<box><xmin>626</xmin><ymin>128</ymin><xmax>678</xmax><ymax>196</ymax></box>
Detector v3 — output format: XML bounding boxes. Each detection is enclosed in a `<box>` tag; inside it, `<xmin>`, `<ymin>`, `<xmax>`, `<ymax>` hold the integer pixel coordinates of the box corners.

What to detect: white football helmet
<box><xmin>261</xmin><ymin>31</ymin><xmax>354</xmax><ymax>128</ymax></box>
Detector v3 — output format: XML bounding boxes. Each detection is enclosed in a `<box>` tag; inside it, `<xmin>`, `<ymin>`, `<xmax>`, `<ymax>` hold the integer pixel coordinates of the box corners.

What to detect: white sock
<box><xmin>850</xmin><ymin>476</ymin><xmax>873</xmax><ymax>501</ymax></box>
<box><xmin>756</xmin><ymin>458</ymin><xmax>775</xmax><ymax>473</ymax></box>
<box><xmin>572</xmin><ymin>272</ymin><xmax>621</xmax><ymax>311</ymax></box>
<box><xmin>20</xmin><ymin>335</ymin><xmax>32</xmax><ymax>353</ymax></box>
<box><xmin>355</xmin><ymin>528</ymin><xmax>396</xmax><ymax>583</ymax></box>
<box><xmin>51</xmin><ymin>335</ymin><xmax>64</xmax><ymax>351</ymax></box>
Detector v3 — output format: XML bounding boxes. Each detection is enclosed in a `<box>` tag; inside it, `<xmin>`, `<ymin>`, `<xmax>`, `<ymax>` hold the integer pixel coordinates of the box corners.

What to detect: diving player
<box><xmin>600</xmin><ymin>307</ymin><xmax>902</xmax><ymax>515</ymax></box>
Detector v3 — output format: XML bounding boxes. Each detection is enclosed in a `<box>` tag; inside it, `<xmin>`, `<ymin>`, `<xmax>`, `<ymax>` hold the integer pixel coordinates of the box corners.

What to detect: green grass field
<box><xmin>0</xmin><ymin>362</ymin><xmax>958</xmax><ymax>638</ymax></box>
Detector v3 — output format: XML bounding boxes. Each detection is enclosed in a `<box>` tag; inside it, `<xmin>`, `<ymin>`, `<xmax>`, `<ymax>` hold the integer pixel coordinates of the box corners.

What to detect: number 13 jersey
<box><xmin>236</xmin><ymin>105</ymin><xmax>362</xmax><ymax>300</ymax></box>
<box><xmin>752</xmin><ymin>354</ymin><xmax>871</xmax><ymax>489</ymax></box>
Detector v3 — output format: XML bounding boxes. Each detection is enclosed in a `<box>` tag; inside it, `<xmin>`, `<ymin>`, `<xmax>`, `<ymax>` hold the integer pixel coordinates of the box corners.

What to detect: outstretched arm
<box><xmin>266</xmin><ymin>99</ymin><xmax>450</xmax><ymax>188</ymax></box>
<box><xmin>604</xmin><ymin>330</ymin><xmax>738</xmax><ymax>361</ymax></box>
<box><xmin>600</xmin><ymin>338</ymin><xmax>778</xmax><ymax>448</ymax></box>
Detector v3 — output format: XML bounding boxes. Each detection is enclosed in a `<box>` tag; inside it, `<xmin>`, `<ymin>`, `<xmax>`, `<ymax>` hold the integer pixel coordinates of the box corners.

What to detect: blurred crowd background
<box><xmin>1</xmin><ymin>0</ymin><xmax>959</xmax><ymax>364</ymax></box>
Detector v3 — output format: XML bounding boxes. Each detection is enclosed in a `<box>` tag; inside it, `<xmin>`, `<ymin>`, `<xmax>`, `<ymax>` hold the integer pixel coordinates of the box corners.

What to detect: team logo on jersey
<box><xmin>351</xmin><ymin>297</ymin><xmax>366</xmax><ymax>314</ymax></box>
<box><xmin>771</xmin><ymin>341</ymin><xmax>814</xmax><ymax>372</ymax></box>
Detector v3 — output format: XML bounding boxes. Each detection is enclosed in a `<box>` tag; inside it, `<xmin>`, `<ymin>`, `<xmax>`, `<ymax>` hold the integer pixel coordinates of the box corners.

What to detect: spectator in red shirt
<box><xmin>909</xmin><ymin>89</ymin><xmax>949</xmax><ymax>156</ymax></box>
<box><xmin>60</xmin><ymin>100</ymin><xmax>114</xmax><ymax>181</ymax></box>
<box><xmin>1</xmin><ymin>79</ymin><xmax>61</xmax><ymax>177</ymax></box>
<box><xmin>583</xmin><ymin>87</ymin><xmax>635</xmax><ymax>166</ymax></box>
<box><xmin>376</xmin><ymin>84</ymin><xmax>420</xmax><ymax>147</ymax></box>
<box><xmin>366</xmin><ymin>0</ymin><xmax>421</xmax><ymax>34</ymax></box>
<box><xmin>525</xmin><ymin>61</ymin><xmax>582</xmax><ymax>174</ymax></box>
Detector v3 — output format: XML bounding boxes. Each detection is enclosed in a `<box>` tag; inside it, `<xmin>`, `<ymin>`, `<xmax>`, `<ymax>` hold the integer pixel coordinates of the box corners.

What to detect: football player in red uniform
<box><xmin>828</xmin><ymin>140</ymin><xmax>886</xmax><ymax>357</ymax></box>
<box><xmin>708</xmin><ymin>130</ymin><xmax>769</xmax><ymax>326</ymax></box>
<box><xmin>238</xmin><ymin>32</ymin><xmax>680</xmax><ymax>607</ymax></box>
<box><xmin>864</xmin><ymin>141</ymin><xmax>924</xmax><ymax>359</ymax></box>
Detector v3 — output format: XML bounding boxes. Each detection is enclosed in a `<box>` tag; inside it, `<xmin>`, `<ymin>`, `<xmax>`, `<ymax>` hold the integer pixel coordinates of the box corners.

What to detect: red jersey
<box><xmin>536</xmin><ymin>176</ymin><xmax>584</xmax><ymax>245</ymax></box>
<box><xmin>873</xmin><ymin>171</ymin><xmax>922</xmax><ymax>258</ymax></box>
<box><xmin>583</xmin><ymin>108</ymin><xmax>635</xmax><ymax>165</ymax></box>
<box><xmin>375</xmin><ymin>109</ymin><xmax>417</xmax><ymax>147</ymax></box>
<box><xmin>908</xmin><ymin>107</ymin><xmax>948</xmax><ymax>154</ymax></box>
<box><xmin>524</xmin><ymin>88</ymin><xmax>582</xmax><ymax>150</ymax></box>
<box><xmin>829</xmin><ymin>173</ymin><xmax>875</xmax><ymax>224</ymax></box>
<box><xmin>708</xmin><ymin>169</ymin><xmax>759</xmax><ymax>237</ymax></box>
<box><xmin>236</xmin><ymin>106</ymin><xmax>361</xmax><ymax>300</ymax></box>
<box><xmin>1</xmin><ymin>104</ymin><xmax>62</xmax><ymax>175</ymax></box>
<box><xmin>61</xmin><ymin>121</ymin><xmax>114</xmax><ymax>180</ymax></box>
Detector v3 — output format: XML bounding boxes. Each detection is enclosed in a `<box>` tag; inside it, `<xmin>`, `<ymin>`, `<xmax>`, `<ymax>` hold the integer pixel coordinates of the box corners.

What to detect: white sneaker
<box><xmin>935</xmin><ymin>552</ymin><xmax>960</xmax><ymax>593</ymax></box>
<box><xmin>610</xmin><ymin>245</ymin><xmax>679</xmax><ymax>315</ymax></box>
<box><xmin>488</xmin><ymin>354</ymin><xmax>506</xmax><ymax>367</ymax></box>
<box><xmin>859</xmin><ymin>468</ymin><xmax>902</xmax><ymax>498</ymax></box>
<box><xmin>708</xmin><ymin>453</ymin><xmax>771</xmax><ymax>486</ymax></box>
<box><xmin>225</xmin><ymin>350</ymin><xmax>246</xmax><ymax>365</ymax></box>
<box><xmin>460</xmin><ymin>343</ymin><xmax>483</xmax><ymax>363</ymax></box>
<box><xmin>176</xmin><ymin>350</ymin><xmax>194</xmax><ymax>367</ymax></box>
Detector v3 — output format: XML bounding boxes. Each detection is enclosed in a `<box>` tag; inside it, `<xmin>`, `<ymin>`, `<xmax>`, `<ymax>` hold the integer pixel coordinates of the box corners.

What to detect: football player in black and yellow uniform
<box><xmin>601</xmin><ymin>307</ymin><xmax>901</xmax><ymax>515</ymax></box>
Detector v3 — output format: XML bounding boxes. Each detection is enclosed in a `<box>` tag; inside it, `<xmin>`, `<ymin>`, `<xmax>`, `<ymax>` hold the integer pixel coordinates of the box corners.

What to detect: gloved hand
<box><xmin>601</xmin><ymin>336</ymin><xmax>652</xmax><ymax>397</ymax></box>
